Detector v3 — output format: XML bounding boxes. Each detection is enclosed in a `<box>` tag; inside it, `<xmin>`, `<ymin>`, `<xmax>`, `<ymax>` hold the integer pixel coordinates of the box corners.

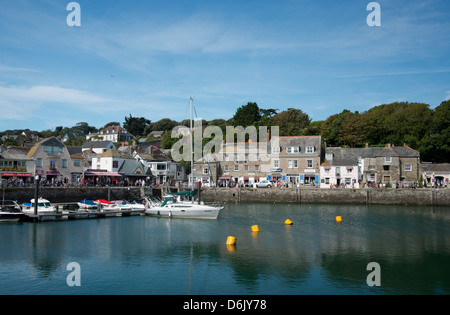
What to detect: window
<box><xmin>113</xmin><ymin>161</ymin><xmax>119</xmax><ymax>168</ymax></box>
<box><xmin>224</xmin><ymin>165</ymin><xmax>229</xmax><ymax>171</ymax></box>
<box><xmin>272</xmin><ymin>146</ymin><xmax>280</xmax><ymax>154</ymax></box>
<box><xmin>44</xmin><ymin>146</ymin><xmax>62</xmax><ymax>155</ymax></box>
<box><xmin>385</xmin><ymin>157</ymin><xmax>392</xmax><ymax>163</ymax></box>
<box><xmin>157</xmin><ymin>163</ymin><xmax>166</xmax><ymax>170</ymax></box>
<box><xmin>254</xmin><ymin>165</ymin><xmax>260</xmax><ymax>171</ymax></box>
<box><xmin>36</xmin><ymin>158</ymin><xmax>42</xmax><ymax>167</ymax></box>
<box><xmin>287</xmin><ymin>147</ymin><xmax>292</xmax><ymax>153</ymax></box>
<box><xmin>244</xmin><ymin>165</ymin><xmax>249</xmax><ymax>171</ymax></box>
<box><xmin>62</xmin><ymin>159</ymin><xmax>67</xmax><ymax>168</ymax></box>
<box><xmin>307</xmin><ymin>160</ymin><xmax>313</xmax><ymax>168</ymax></box>
<box><xmin>273</xmin><ymin>160</ymin><xmax>279</xmax><ymax>168</ymax></box>
<box><xmin>288</xmin><ymin>160</ymin><xmax>298</xmax><ymax>168</ymax></box>
<box><xmin>325</xmin><ymin>178</ymin><xmax>330</xmax><ymax>184</ymax></box>
<box><xmin>234</xmin><ymin>165</ymin><xmax>239</xmax><ymax>171</ymax></box>
<box><xmin>225</xmin><ymin>154</ymin><xmax>230</xmax><ymax>161</ymax></box>
<box><xmin>306</xmin><ymin>146</ymin><xmax>315</xmax><ymax>154</ymax></box>
<box><xmin>404</xmin><ymin>165</ymin><xmax>412</xmax><ymax>172</ymax></box>
<box><xmin>203</xmin><ymin>167</ymin><xmax>209</xmax><ymax>175</ymax></box>
<box><xmin>49</xmin><ymin>160</ymin><xmax>56</xmax><ymax>168</ymax></box>
<box><xmin>74</xmin><ymin>160</ymin><xmax>81</xmax><ymax>167</ymax></box>
<box><xmin>383</xmin><ymin>165</ymin><xmax>390</xmax><ymax>171</ymax></box>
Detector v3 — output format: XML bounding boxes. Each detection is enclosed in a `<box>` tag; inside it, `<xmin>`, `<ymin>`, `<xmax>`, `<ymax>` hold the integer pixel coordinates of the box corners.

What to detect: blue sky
<box><xmin>1</xmin><ymin>0</ymin><xmax>449</xmax><ymax>131</ymax></box>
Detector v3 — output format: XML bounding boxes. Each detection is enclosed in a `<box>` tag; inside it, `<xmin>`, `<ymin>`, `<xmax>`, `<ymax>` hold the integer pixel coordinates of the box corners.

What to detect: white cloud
<box><xmin>0</xmin><ymin>84</ymin><xmax>113</xmax><ymax>122</ymax></box>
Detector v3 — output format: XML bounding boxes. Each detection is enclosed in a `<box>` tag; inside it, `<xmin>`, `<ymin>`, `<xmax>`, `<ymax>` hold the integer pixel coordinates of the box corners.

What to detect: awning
<box><xmin>219</xmin><ymin>176</ymin><xmax>232</xmax><ymax>180</ymax></box>
<box><xmin>1</xmin><ymin>172</ymin><xmax>32</xmax><ymax>177</ymax></box>
<box><xmin>84</xmin><ymin>171</ymin><xmax>122</xmax><ymax>177</ymax></box>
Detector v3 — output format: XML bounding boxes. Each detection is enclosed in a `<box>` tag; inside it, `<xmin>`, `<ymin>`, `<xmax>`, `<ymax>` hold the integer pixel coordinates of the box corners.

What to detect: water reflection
<box><xmin>0</xmin><ymin>203</ymin><xmax>449</xmax><ymax>294</ymax></box>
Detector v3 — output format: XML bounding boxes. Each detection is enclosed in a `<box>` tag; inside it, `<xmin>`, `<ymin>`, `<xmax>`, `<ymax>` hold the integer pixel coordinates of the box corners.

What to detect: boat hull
<box><xmin>145</xmin><ymin>205</ymin><xmax>222</xmax><ymax>220</ymax></box>
<box><xmin>0</xmin><ymin>213</ymin><xmax>25</xmax><ymax>222</ymax></box>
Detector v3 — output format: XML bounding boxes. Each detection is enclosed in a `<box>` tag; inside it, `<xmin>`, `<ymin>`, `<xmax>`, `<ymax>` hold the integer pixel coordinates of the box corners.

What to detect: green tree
<box><xmin>232</xmin><ymin>102</ymin><xmax>261</xmax><ymax>127</ymax></box>
<box><xmin>271</xmin><ymin>108</ymin><xmax>311</xmax><ymax>136</ymax></box>
<box><xmin>151</xmin><ymin>118</ymin><xmax>178</xmax><ymax>132</ymax></box>
<box><xmin>419</xmin><ymin>100</ymin><xmax>450</xmax><ymax>162</ymax></box>
<box><xmin>123</xmin><ymin>114</ymin><xmax>151</xmax><ymax>137</ymax></box>
<box><xmin>320</xmin><ymin>110</ymin><xmax>354</xmax><ymax>146</ymax></box>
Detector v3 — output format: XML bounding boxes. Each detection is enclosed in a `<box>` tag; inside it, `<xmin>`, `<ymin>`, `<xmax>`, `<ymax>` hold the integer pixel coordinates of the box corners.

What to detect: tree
<box><xmin>232</xmin><ymin>102</ymin><xmax>261</xmax><ymax>127</ymax></box>
<box><xmin>123</xmin><ymin>114</ymin><xmax>151</xmax><ymax>137</ymax></box>
<box><xmin>151</xmin><ymin>118</ymin><xmax>178</xmax><ymax>132</ymax></box>
<box><xmin>73</xmin><ymin>122</ymin><xmax>97</xmax><ymax>135</ymax></box>
<box><xmin>320</xmin><ymin>109</ymin><xmax>354</xmax><ymax>146</ymax></box>
<box><xmin>419</xmin><ymin>100</ymin><xmax>450</xmax><ymax>162</ymax></box>
<box><xmin>271</xmin><ymin>108</ymin><xmax>311</xmax><ymax>136</ymax></box>
<box><xmin>338</xmin><ymin>112</ymin><xmax>367</xmax><ymax>147</ymax></box>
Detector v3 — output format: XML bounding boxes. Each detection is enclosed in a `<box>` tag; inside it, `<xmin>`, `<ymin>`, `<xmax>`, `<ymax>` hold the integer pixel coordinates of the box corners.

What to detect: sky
<box><xmin>0</xmin><ymin>0</ymin><xmax>449</xmax><ymax>132</ymax></box>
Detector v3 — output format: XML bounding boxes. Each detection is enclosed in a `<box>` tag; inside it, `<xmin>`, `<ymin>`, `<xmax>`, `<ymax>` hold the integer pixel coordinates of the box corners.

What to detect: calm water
<box><xmin>0</xmin><ymin>203</ymin><xmax>449</xmax><ymax>295</ymax></box>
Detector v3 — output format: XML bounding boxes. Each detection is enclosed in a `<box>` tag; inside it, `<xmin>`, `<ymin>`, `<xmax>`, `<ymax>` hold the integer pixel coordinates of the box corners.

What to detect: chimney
<box><xmin>267</xmin><ymin>130</ymin><xmax>270</xmax><ymax>143</ymax></box>
<box><xmin>387</xmin><ymin>143</ymin><xmax>391</xmax><ymax>148</ymax></box>
<box><xmin>365</xmin><ymin>143</ymin><xmax>369</xmax><ymax>148</ymax></box>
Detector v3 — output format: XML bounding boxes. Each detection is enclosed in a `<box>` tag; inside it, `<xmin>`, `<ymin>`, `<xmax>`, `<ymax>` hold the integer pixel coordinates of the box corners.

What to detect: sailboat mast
<box><xmin>189</xmin><ymin>97</ymin><xmax>194</xmax><ymax>190</ymax></box>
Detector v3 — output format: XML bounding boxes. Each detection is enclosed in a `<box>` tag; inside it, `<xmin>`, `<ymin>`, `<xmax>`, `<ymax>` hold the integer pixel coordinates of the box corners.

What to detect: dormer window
<box><xmin>306</xmin><ymin>146</ymin><xmax>315</xmax><ymax>154</ymax></box>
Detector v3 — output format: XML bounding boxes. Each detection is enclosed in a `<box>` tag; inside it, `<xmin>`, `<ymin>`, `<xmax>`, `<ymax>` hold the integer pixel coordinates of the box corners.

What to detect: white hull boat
<box><xmin>144</xmin><ymin>191</ymin><xmax>223</xmax><ymax>220</ymax></box>
<box><xmin>22</xmin><ymin>198</ymin><xmax>56</xmax><ymax>220</ymax></box>
<box><xmin>0</xmin><ymin>200</ymin><xmax>25</xmax><ymax>222</ymax></box>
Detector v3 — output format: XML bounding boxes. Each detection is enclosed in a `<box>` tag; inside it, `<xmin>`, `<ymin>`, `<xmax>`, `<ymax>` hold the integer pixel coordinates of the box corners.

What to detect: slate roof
<box><xmin>421</xmin><ymin>163</ymin><xmax>450</xmax><ymax>173</ymax></box>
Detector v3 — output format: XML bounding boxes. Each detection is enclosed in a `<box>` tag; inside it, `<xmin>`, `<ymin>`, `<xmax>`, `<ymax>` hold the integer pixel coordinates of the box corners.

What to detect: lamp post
<box><xmin>34</xmin><ymin>175</ymin><xmax>40</xmax><ymax>216</ymax></box>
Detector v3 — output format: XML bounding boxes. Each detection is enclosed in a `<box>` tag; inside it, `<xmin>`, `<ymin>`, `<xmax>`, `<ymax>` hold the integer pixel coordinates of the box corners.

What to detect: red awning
<box><xmin>219</xmin><ymin>176</ymin><xmax>232</xmax><ymax>180</ymax></box>
<box><xmin>84</xmin><ymin>171</ymin><xmax>122</xmax><ymax>177</ymax></box>
<box><xmin>1</xmin><ymin>172</ymin><xmax>32</xmax><ymax>177</ymax></box>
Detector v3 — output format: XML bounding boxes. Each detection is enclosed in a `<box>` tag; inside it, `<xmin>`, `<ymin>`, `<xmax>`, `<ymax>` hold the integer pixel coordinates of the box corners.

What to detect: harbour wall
<box><xmin>201</xmin><ymin>187</ymin><xmax>450</xmax><ymax>207</ymax></box>
<box><xmin>2</xmin><ymin>186</ymin><xmax>450</xmax><ymax>207</ymax></box>
<box><xmin>1</xmin><ymin>187</ymin><xmax>154</xmax><ymax>204</ymax></box>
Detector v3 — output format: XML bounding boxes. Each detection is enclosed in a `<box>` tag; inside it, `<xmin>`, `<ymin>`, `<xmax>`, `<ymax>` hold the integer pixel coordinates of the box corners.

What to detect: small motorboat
<box><xmin>22</xmin><ymin>198</ymin><xmax>56</xmax><ymax>220</ymax></box>
<box><xmin>0</xmin><ymin>200</ymin><xmax>25</xmax><ymax>222</ymax></box>
<box><xmin>94</xmin><ymin>199</ymin><xmax>120</xmax><ymax>211</ymax></box>
<box><xmin>113</xmin><ymin>200</ymin><xmax>146</xmax><ymax>211</ymax></box>
<box><xmin>77</xmin><ymin>199</ymin><xmax>98</xmax><ymax>211</ymax></box>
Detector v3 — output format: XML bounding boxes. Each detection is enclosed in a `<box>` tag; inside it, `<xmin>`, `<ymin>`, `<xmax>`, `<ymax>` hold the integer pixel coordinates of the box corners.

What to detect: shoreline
<box><xmin>2</xmin><ymin>186</ymin><xmax>450</xmax><ymax>207</ymax></box>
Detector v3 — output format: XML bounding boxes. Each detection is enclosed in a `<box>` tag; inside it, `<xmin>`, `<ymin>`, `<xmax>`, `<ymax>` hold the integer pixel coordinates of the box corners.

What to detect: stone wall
<box><xmin>201</xmin><ymin>187</ymin><xmax>450</xmax><ymax>206</ymax></box>
<box><xmin>2</xmin><ymin>187</ymin><xmax>153</xmax><ymax>204</ymax></box>
<box><xmin>3</xmin><ymin>186</ymin><xmax>449</xmax><ymax>206</ymax></box>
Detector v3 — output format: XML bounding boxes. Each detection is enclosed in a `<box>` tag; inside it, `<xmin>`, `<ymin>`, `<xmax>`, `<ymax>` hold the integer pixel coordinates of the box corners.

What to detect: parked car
<box><xmin>256</xmin><ymin>180</ymin><xmax>272</xmax><ymax>188</ymax></box>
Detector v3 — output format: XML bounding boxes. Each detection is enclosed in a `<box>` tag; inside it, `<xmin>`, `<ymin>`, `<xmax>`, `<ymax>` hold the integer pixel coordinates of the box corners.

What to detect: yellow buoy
<box><xmin>226</xmin><ymin>236</ymin><xmax>236</xmax><ymax>245</ymax></box>
<box><xmin>285</xmin><ymin>219</ymin><xmax>293</xmax><ymax>225</ymax></box>
<box><xmin>251</xmin><ymin>225</ymin><xmax>260</xmax><ymax>232</ymax></box>
<box><xmin>336</xmin><ymin>216</ymin><xmax>342</xmax><ymax>222</ymax></box>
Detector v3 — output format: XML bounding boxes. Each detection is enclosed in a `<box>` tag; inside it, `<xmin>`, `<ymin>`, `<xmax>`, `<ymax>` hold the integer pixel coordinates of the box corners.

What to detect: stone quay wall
<box><xmin>1</xmin><ymin>187</ymin><xmax>154</xmax><ymax>204</ymax></box>
<box><xmin>2</xmin><ymin>186</ymin><xmax>449</xmax><ymax>207</ymax></box>
<box><xmin>201</xmin><ymin>187</ymin><xmax>450</xmax><ymax>207</ymax></box>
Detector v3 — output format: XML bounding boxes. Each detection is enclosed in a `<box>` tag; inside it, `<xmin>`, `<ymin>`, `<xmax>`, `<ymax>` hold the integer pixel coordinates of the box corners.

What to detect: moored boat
<box><xmin>77</xmin><ymin>199</ymin><xmax>98</xmax><ymax>212</ymax></box>
<box><xmin>0</xmin><ymin>200</ymin><xmax>25</xmax><ymax>222</ymax></box>
<box><xmin>144</xmin><ymin>191</ymin><xmax>223</xmax><ymax>220</ymax></box>
<box><xmin>22</xmin><ymin>198</ymin><xmax>56</xmax><ymax>220</ymax></box>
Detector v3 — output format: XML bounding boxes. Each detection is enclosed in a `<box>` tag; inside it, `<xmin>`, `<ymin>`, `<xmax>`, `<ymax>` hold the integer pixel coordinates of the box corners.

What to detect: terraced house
<box><xmin>27</xmin><ymin>137</ymin><xmax>85</xmax><ymax>183</ymax></box>
<box><xmin>269</xmin><ymin>136</ymin><xmax>322</xmax><ymax>186</ymax></box>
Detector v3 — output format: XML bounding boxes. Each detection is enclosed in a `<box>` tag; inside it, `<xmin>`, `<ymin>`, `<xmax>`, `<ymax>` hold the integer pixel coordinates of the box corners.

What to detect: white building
<box><xmin>133</xmin><ymin>148</ymin><xmax>186</xmax><ymax>184</ymax></box>
<box><xmin>320</xmin><ymin>147</ymin><xmax>362</xmax><ymax>188</ymax></box>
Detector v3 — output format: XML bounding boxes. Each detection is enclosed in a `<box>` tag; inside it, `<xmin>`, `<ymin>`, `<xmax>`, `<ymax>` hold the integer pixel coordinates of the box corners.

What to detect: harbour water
<box><xmin>0</xmin><ymin>202</ymin><xmax>449</xmax><ymax>295</ymax></box>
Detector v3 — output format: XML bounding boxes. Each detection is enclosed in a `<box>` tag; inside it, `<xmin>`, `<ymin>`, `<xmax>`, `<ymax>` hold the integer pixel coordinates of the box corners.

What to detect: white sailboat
<box><xmin>145</xmin><ymin>97</ymin><xmax>224</xmax><ymax>219</ymax></box>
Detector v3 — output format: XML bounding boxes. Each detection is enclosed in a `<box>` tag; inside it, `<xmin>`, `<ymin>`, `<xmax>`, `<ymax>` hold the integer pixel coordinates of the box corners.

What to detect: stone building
<box><xmin>27</xmin><ymin>137</ymin><xmax>85</xmax><ymax>183</ymax></box>
<box><xmin>269</xmin><ymin>136</ymin><xmax>322</xmax><ymax>186</ymax></box>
